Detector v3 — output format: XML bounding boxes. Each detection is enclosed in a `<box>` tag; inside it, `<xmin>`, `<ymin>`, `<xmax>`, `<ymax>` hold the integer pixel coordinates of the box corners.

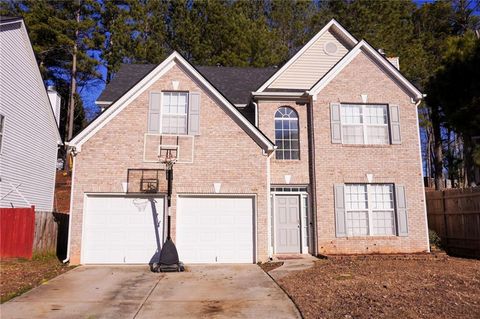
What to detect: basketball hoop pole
<box><xmin>161</xmin><ymin>148</ymin><xmax>176</xmax><ymax>240</ymax></box>
<box><xmin>166</xmin><ymin>167</ymin><xmax>173</xmax><ymax>239</ymax></box>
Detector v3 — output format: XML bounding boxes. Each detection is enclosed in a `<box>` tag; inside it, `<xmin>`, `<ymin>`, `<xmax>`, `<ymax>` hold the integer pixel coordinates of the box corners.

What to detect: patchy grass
<box><xmin>277</xmin><ymin>256</ymin><xmax>480</xmax><ymax>319</ymax></box>
<box><xmin>0</xmin><ymin>255</ymin><xmax>74</xmax><ymax>303</ymax></box>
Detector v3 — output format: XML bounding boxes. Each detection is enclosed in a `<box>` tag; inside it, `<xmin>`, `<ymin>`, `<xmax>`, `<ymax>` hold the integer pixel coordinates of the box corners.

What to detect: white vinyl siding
<box><xmin>344</xmin><ymin>184</ymin><xmax>395</xmax><ymax>237</ymax></box>
<box><xmin>0</xmin><ymin>21</ymin><xmax>59</xmax><ymax>211</ymax></box>
<box><xmin>340</xmin><ymin>104</ymin><xmax>389</xmax><ymax>145</ymax></box>
<box><xmin>269</xmin><ymin>30</ymin><xmax>350</xmax><ymax>89</ymax></box>
<box><xmin>161</xmin><ymin>92</ymin><xmax>188</xmax><ymax>134</ymax></box>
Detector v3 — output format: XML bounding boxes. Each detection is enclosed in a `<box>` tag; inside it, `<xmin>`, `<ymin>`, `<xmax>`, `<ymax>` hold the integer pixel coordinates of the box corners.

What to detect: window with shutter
<box><xmin>147</xmin><ymin>91</ymin><xmax>201</xmax><ymax>135</ymax></box>
<box><xmin>336</xmin><ymin>183</ymin><xmax>405</xmax><ymax>237</ymax></box>
<box><xmin>339</xmin><ymin>104</ymin><xmax>390</xmax><ymax>145</ymax></box>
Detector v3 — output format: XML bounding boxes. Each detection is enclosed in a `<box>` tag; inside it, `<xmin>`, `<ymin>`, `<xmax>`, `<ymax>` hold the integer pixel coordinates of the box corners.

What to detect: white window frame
<box><xmin>160</xmin><ymin>91</ymin><xmax>189</xmax><ymax>135</ymax></box>
<box><xmin>0</xmin><ymin>114</ymin><xmax>5</xmax><ymax>154</ymax></box>
<box><xmin>274</xmin><ymin>106</ymin><xmax>300</xmax><ymax>160</ymax></box>
<box><xmin>340</xmin><ymin>104</ymin><xmax>389</xmax><ymax>145</ymax></box>
<box><xmin>344</xmin><ymin>183</ymin><xmax>396</xmax><ymax>237</ymax></box>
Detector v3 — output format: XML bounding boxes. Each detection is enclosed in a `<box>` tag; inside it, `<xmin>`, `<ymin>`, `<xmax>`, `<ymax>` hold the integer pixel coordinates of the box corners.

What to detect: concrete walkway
<box><xmin>1</xmin><ymin>265</ymin><xmax>301</xmax><ymax>319</ymax></box>
<box><xmin>269</xmin><ymin>255</ymin><xmax>318</xmax><ymax>280</ymax></box>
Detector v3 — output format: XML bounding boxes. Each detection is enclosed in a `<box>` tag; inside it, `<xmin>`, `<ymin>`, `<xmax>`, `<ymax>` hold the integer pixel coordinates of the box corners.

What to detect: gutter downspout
<box><xmin>266</xmin><ymin>148</ymin><xmax>275</xmax><ymax>259</ymax></box>
<box><xmin>306</xmin><ymin>94</ymin><xmax>319</xmax><ymax>257</ymax></box>
<box><xmin>63</xmin><ymin>149</ymin><xmax>76</xmax><ymax>263</ymax></box>
<box><xmin>413</xmin><ymin>96</ymin><xmax>430</xmax><ymax>253</ymax></box>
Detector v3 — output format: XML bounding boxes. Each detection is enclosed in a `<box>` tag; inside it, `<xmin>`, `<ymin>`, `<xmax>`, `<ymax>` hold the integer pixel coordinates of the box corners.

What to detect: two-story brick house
<box><xmin>66</xmin><ymin>19</ymin><xmax>429</xmax><ymax>264</ymax></box>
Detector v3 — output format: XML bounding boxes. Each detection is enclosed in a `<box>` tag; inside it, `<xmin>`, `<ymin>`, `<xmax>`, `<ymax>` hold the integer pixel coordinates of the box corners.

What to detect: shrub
<box><xmin>429</xmin><ymin>229</ymin><xmax>443</xmax><ymax>250</ymax></box>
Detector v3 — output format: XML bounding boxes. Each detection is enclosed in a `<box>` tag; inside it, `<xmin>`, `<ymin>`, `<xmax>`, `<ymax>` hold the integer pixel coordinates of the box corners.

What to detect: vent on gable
<box><xmin>324</xmin><ymin>41</ymin><xmax>338</xmax><ymax>55</ymax></box>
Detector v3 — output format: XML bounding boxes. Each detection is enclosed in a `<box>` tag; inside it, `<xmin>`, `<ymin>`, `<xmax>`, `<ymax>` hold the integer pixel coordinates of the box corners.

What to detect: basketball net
<box><xmin>159</xmin><ymin>149</ymin><xmax>177</xmax><ymax>170</ymax></box>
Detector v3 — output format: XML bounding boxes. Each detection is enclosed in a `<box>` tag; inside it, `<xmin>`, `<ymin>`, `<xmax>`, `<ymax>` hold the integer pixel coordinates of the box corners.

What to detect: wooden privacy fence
<box><xmin>0</xmin><ymin>208</ymin><xmax>69</xmax><ymax>259</ymax></box>
<box><xmin>426</xmin><ymin>187</ymin><xmax>480</xmax><ymax>258</ymax></box>
<box><xmin>0</xmin><ymin>207</ymin><xmax>35</xmax><ymax>259</ymax></box>
<box><xmin>33</xmin><ymin>211</ymin><xmax>58</xmax><ymax>255</ymax></box>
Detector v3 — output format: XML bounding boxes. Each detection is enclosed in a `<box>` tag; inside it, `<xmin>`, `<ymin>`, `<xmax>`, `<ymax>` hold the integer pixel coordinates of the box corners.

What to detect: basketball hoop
<box><xmin>159</xmin><ymin>148</ymin><xmax>177</xmax><ymax>171</ymax></box>
<box><xmin>133</xmin><ymin>198</ymin><xmax>149</xmax><ymax>212</ymax></box>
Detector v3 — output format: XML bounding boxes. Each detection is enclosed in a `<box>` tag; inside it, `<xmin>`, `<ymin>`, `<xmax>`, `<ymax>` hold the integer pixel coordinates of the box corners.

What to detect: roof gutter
<box><xmin>252</xmin><ymin>91</ymin><xmax>308</xmax><ymax>99</ymax></box>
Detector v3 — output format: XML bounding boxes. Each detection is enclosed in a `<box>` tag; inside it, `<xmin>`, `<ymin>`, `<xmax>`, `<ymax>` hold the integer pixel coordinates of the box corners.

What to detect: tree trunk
<box><xmin>64</xmin><ymin>2</ymin><xmax>80</xmax><ymax>174</ymax></box>
<box><xmin>67</xmin><ymin>9</ymin><xmax>80</xmax><ymax>142</ymax></box>
<box><xmin>463</xmin><ymin>134</ymin><xmax>477</xmax><ymax>187</ymax></box>
<box><xmin>431</xmin><ymin>108</ymin><xmax>444</xmax><ymax>190</ymax></box>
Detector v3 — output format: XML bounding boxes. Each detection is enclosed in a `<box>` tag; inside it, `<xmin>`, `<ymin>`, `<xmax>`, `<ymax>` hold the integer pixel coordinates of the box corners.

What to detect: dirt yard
<box><xmin>276</xmin><ymin>256</ymin><xmax>480</xmax><ymax>319</ymax></box>
<box><xmin>0</xmin><ymin>255</ymin><xmax>73</xmax><ymax>303</ymax></box>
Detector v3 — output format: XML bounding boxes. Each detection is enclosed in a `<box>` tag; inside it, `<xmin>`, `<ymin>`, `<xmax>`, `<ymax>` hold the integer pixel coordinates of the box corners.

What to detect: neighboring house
<box><xmin>0</xmin><ymin>17</ymin><xmax>61</xmax><ymax>212</ymax></box>
<box><xmin>66</xmin><ymin>19</ymin><xmax>429</xmax><ymax>265</ymax></box>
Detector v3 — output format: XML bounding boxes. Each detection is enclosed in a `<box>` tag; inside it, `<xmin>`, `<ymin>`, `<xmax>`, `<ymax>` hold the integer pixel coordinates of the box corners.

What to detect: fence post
<box><xmin>442</xmin><ymin>190</ymin><xmax>449</xmax><ymax>250</ymax></box>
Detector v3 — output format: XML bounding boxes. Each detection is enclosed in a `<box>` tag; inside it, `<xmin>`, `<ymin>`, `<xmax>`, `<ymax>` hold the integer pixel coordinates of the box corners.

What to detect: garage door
<box><xmin>82</xmin><ymin>196</ymin><xmax>164</xmax><ymax>264</ymax></box>
<box><xmin>176</xmin><ymin>197</ymin><xmax>254</xmax><ymax>263</ymax></box>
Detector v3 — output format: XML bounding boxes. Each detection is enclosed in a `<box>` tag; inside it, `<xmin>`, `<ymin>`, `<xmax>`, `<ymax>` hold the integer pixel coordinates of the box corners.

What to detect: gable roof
<box><xmin>256</xmin><ymin>19</ymin><xmax>358</xmax><ymax>92</ymax></box>
<box><xmin>0</xmin><ymin>17</ymin><xmax>61</xmax><ymax>143</ymax></box>
<box><xmin>69</xmin><ymin>51</ymin><xmax>275</xmax><ymax>152</ymax></box>
<box><xmin>308</xmin><ymin>40</ymin><xmax>423</xmax><ymax>100</ymax></box>
<box><xmin>98</xmin><ymin>64</ymin><xmax>277</xmax><ymax>105</ymax></box>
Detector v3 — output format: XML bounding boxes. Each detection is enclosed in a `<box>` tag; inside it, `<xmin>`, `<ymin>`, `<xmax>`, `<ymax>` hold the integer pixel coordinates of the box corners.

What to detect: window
<box><xmin>161</xmin><ymin>92</ymin><xmax>188</xmax><ymax>134</ymax></box>
<box><xmin>344</xmin><ymin>184</ymin><xmax>395</xmax><ymax>236</ymax></box>
<box><xmin>340</xmin><ymin>104</ymin><xmax>389</xmax><ymax>145</ymax></box>
<box><xmin>275</xmin><ymin>107</ymin><xmax>299</xmax><ymax>160</ymax></box>
<box><xmin>0</xmin><ymin>114</ymin><xmax>4</xmax><ymax>153</ymax></box>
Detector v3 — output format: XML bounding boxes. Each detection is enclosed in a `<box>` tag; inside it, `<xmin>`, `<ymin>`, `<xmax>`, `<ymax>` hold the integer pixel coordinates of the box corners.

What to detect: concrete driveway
<box><xmin>1</xmin><ymin>264</ymin><xmax>301</xmax><ymax>319</ymax></box>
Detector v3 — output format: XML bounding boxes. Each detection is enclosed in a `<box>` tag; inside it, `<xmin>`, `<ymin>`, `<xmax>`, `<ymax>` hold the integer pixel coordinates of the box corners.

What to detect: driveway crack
<box><xmin>132</xmin><ymin>275</ymin><xmax>164</xmax><ymax>319</ymax></box>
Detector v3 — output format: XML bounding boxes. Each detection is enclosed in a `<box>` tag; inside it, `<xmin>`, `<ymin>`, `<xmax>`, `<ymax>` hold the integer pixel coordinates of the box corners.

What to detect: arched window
<box><xmin>275</xmin><ymin>107</ymin><xmax>299</xmax><ymax>160</ymax></box>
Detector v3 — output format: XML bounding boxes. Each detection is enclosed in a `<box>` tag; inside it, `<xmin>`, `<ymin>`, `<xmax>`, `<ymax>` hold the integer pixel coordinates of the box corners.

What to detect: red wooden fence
<box><xmin>0</xmin><ymin>206</ymin><xmax>35</xmax><ymax>259</ymax></box>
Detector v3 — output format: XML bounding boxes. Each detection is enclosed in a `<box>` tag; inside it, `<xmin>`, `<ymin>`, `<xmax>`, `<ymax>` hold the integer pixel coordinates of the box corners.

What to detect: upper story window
<box><xmin>148</xmin><ymin>91</ymin><xmax>200</xmax><ymax>136</ymax></box>
<box><xmin>330</xmin><ymin>103</ymin><xmax>401</xmax><ymax>145</ymax></box>
<box><xmin>0</xmin><ymin>114</ymin><xmax>4</xmax><ymax>153</ymax></box>
<box><xmin>341</xmin><ymin>104</ymin><xmax>388</xmax><ymax>144</ymax></box>
<box><xmin>275</xmin><ymin>106</ymin><xmax>299</xmax><ymax>160</ymax></box>
<box><xmin>162</xmin><ymin>92</ymin><xmax>188</xmax><ymax>134</ymax></box>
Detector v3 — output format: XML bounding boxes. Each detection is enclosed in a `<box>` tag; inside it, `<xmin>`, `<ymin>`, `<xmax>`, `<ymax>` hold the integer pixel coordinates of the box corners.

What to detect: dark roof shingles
<box><xmin>97</xmin><ymin>63</ymin><xmax>277</xmax><ymax>105</ymax></box>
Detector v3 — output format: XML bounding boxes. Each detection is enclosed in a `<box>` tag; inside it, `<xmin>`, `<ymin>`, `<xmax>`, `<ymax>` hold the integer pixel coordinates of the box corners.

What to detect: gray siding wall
<box><xmin>269</xmin><ymin>30</ymin><xmax>349</xmax><ymax>89</ymax></box>
<box><xmin>0</xmin><ymin>21</ymin><xmax>59</xmax><ymax>211</ymax></box>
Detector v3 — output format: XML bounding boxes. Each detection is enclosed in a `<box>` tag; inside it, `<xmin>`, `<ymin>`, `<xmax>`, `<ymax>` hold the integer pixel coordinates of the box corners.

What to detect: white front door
<box><xmin>275</xmin><ymin>196</ymin><xmax>300</xmax><ymax>254</ymax></box>
<box><xmin>82</xmin><ymin>195</ymin><xmax>164</xmax><ymax>264</ymax></box>
<box><xmin>176</xmin><ymin>197</ymin><xmax>254</xmax><ymax>263</ymax></box>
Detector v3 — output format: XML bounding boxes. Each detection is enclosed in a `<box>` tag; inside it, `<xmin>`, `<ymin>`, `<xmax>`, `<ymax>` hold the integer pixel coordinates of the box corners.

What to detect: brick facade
<box><xmin>69</xmin><ymin>64</ymin><xmax>269</xmax><ymax>264</ymax></box>
<box><xmin>70</xmin><ymin>41</ymin><xmax>429</xmax><ymax>264</ymax></box>
<box><xmin>255</xmin><ymin>52</ymin><xmax>428</xmax><ymax>255</ymax></box>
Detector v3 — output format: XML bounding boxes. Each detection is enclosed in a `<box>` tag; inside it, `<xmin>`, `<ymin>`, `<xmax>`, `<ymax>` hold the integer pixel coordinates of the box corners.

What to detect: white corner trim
<box><xmin>69</xmin><ymin>51</ymin><xmax>274</xmax><ymax>152</ymax></box>
<box><xmin>310</xmin><ymin>40</ymin><xmax>423</xmax><ymax>100</ymax></box>
<box><xmin>256</xmin><ymin>19</ymin><xmax>358</xmax><ymax>92</ymax></box>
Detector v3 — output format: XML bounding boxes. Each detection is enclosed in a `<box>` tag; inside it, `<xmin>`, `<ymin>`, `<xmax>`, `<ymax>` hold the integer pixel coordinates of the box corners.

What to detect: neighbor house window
<box><xmin>275</xmin><ymin>107</ymin><xmax>299</xmax><ymax>160</ymax></box>
<box><xmin>161</xmin><ymin>92</ymin><xmax>188</xmax><ymax>134</ymax></box>
<box><xmin>341</xmin><ymin>104</ymin><xmax>389</xmax><ymax>144</ymax></box>
<box><xmin>0</xmin><ymin>114</ymin><xmax>4</xmax><ymax>153</ymax></box>
<box><xmin>344</xmin><ymin>184</ymin><xmax>395</xmax><ymax>236</ymax></box>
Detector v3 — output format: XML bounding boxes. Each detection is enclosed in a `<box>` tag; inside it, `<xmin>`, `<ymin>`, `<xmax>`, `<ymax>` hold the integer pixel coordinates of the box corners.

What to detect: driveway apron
<box><xmin>1</xmin><ymin>264</ymin><xmax>301</xmax><ymax>319</ymax></box>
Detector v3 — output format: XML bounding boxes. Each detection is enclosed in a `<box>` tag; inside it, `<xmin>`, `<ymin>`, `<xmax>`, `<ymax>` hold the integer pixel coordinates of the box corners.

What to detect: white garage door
<box><xmin>82</xmin><ymin>196</ymin><xmax>164</xmax><ymax>264</ymax></box>
<box><xmin>176</xmin><ymin>197</ymin><xmax>254</xmax><ymax>263</ymax></box>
